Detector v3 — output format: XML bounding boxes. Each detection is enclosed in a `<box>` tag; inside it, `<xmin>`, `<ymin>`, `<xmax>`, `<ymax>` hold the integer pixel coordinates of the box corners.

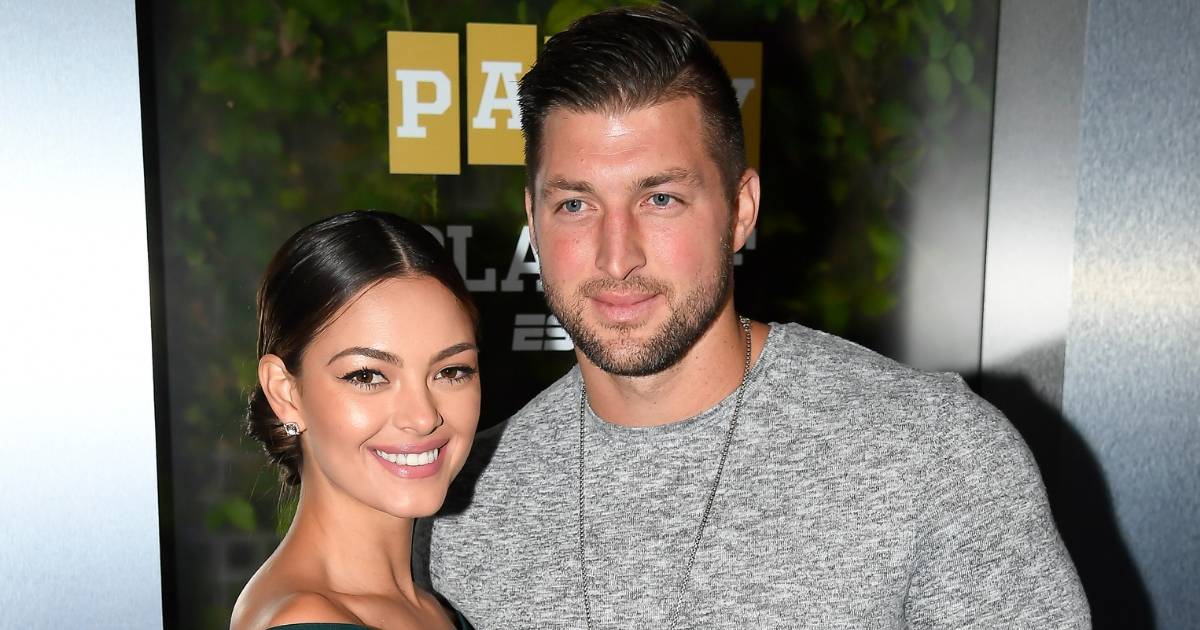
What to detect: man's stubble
<box><xmin>542</xmin><ymin>238</ymin><xmax>734</xmax><ymax>378</ymax></box>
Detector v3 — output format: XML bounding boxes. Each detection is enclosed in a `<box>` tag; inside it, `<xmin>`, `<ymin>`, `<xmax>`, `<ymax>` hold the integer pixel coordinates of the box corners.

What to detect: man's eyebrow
<box><xmin>432</xmin><ymin>342</ymin><xmax>479</xmax><ymax>364</ymax></box>
<box><xmin>540</xmin><ymin>178</ymin><xmax>597</xmax><ymax>199</ymax></box>
<box><xmin>633</xmin><ymin>168</ymin><xmax>702</xmax><ymax>192</ymax></box>
<box><xmin>327</xmin><ymin>347</ymin><xmax>402</xmax><ymax>366</ymax></box>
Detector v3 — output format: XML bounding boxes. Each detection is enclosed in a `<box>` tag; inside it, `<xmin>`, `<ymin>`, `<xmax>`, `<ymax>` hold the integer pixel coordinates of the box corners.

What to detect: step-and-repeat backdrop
<box><xmin>147</xmin><ymin>0</ymin><xmax>998</xmax><ymax>625</ymax></box>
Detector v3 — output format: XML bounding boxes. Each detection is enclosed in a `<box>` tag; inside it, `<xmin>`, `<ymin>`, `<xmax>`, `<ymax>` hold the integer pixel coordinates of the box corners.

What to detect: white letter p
<box><xmin>395</xmin><ymin>69</ymin><xmax>451</xmax><ymax>138</ymax></box>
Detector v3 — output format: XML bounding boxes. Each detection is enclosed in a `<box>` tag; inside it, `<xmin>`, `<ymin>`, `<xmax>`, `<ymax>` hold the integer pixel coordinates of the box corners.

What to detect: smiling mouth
<box><xmin>373</xmin><ymin>447</ymin><xmax>440</xmax><ymax>466</ymax></box>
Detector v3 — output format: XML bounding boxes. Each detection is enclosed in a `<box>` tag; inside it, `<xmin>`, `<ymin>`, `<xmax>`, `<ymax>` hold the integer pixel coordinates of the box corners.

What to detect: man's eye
<box><xmin>562</xmin><ymin>199</ymin><xmax>584</xmax><ymax>213</ymax></box>
<box><xmin>649</xmin><ymin>193</ymin><xmax>673</xmax><ymax>206</ymax></box>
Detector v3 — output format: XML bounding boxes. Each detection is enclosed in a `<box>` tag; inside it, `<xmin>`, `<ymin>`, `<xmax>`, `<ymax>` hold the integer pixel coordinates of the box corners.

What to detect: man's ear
<box><xmin>731</xmin><ymin>168</ymin><xmax>761</xmax><ymax>252</ymax></box>
<box><xmin>259</xmin><ymin>354</ymin><xmax>304</xmax><ymax>429</ymax></box>
<box><xmin>524</xmin><ymin>187</ymin><xmax>538</xmax><ymax>257</ymax></box>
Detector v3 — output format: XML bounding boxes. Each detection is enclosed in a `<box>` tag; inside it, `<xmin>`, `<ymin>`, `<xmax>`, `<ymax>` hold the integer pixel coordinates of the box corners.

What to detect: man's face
<box><xmin>527</xmin><ymin>97</ymin><xmax>752</xmax><ymax>377</ymax></box>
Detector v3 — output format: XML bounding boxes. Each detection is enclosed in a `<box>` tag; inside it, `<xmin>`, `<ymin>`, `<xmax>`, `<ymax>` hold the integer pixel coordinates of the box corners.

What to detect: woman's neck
<box><xmin>284</xmin><ymin>479</ymin><xmax>420</xmax><ymax>603</ymax></box>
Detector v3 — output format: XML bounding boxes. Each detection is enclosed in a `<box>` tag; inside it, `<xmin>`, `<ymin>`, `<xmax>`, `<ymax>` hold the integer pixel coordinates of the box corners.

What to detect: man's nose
<box><xmin>594</xmin><ymin>206</ymin><xmax>646</xmax><ymax>280</ymax></box>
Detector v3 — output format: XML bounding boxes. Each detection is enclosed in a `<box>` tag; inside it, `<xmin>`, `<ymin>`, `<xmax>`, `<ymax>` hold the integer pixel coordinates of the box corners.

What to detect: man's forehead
<box><xmin>532</xmin><ymin>99</ymin><xmax>708</xmax><ymax>191</ymax></box>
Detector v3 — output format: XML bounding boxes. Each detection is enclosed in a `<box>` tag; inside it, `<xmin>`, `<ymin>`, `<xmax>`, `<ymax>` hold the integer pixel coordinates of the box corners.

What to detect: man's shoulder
<box><xmin>763</xmin><ymin>322</ymin><xmax>968</xmax><ymax>398</ymax></box>
<box><xmin>503</xmin><ymin>365</ymin><xmax>581</xmax><ymax>432</ymax></box>
<box><xmin>762</xmin><ymin>323</ymin><xmax>1018</xmax><ymax>448</ymax></box>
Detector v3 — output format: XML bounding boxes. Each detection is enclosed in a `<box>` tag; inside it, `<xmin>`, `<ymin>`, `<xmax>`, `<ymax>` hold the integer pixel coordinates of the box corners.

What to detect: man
<box><xmin>416</xmin><ymin>5</ymin><xmax>1089</xmax><ymax>628</ymax></box>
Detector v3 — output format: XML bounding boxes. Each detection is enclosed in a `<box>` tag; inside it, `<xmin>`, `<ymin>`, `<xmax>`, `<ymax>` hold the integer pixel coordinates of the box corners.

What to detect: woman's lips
<box><xmin>370</xmin><ymin>438</ymin><xmax>449</xmax><ymax>480</ymax></box>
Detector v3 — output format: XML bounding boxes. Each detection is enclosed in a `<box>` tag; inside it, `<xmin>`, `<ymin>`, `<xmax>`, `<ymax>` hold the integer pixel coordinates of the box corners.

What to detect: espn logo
<box><xmin>512</xmin><ymin>314</ymin><xmax>572</xmax><ymax>351</ymax></box>
<box><xmin>388</xmin><ymin>26</ymin><xmax>762</xmax><ymax>175</ymax></box>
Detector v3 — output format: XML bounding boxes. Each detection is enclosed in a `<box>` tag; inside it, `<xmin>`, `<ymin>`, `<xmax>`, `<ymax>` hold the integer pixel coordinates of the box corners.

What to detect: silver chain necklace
<box><xmin>577</xmin><ymin>316</ymin><xmax>753</xmax><ymax>630</ymax></box>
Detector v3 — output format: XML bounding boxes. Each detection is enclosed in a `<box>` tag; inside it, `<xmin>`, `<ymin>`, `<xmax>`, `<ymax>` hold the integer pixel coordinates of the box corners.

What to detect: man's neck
<box><xmin>579</xmin><ymin>308</ymin><xmax>767</xmax><ymax>428</ymax></box>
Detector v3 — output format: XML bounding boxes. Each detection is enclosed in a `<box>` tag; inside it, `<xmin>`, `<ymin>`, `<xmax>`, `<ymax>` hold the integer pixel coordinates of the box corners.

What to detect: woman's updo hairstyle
<box><xmin>247</xmin><ymin>210</ymin><xmax>478</xmax><ymax>486</ymax></box>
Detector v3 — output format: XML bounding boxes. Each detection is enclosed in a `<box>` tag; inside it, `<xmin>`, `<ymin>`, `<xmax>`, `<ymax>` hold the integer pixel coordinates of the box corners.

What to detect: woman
<box><xmin>231</xmin><ymin>210</ymin><xmax>479</xmax><ymax>630</ymax></box>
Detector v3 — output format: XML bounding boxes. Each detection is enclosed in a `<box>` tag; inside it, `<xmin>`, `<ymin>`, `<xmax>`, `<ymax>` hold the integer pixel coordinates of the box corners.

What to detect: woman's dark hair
<box><xmin>519</xmin><ymin>4</ymin><xmax>747</xmax><ymax>204</ymax></box>
<box><xmin>247</xmin><ymin>210</ymin><xmax>478</xmax><ymax>486</ymax></box>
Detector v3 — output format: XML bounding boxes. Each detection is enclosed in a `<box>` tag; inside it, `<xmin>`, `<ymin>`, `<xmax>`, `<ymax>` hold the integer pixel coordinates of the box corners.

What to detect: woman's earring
<box><xmin>283</xmin><ymin>422</ymin><xmax>300</xmax><ymax>437</ymax></box>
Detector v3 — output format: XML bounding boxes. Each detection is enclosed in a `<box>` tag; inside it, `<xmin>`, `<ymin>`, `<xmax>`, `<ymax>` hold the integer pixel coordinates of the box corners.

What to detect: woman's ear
<box><xmin>259</xmin><ymin>354</ymin><xmax>304</xmax><ymax>430</ymax></box>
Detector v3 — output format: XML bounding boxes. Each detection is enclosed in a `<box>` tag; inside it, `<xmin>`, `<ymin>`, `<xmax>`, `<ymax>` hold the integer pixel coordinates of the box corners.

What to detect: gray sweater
<box><xmin>416</xmin><ymin>323</ymin><xmax>1090</xmax><ymax>628</ymax></box>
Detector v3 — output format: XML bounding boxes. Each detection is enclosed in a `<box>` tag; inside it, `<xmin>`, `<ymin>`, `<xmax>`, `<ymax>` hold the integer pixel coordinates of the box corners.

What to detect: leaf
<box><xmin>796</xmin><ymin>0</ymin><xmax>821</xmax><ymax>21</ymax></box>
<box><xmin>763</xmin><ymin>0</ymin><xmax>785</xmax><ymax>21</ymax></box>
<box><xmin>844</xmin><ymin>120</ymin><xmax>870</xmax><ymax>162</ymax></box>
<box><xmin>811</xmin><ymin>52</ymin><xmax>838</xmax><ymax>101</ymax></box>
<box><xmin>964</xmin><ymin>83</ymin><xmax>992</xmax><ymax>114</ymax></box>
<box><xmin>867</xmin><ymin>223</ymin><xmax>902</xmax><ymax>282</ymax></box>
<box><xmin>894</xmin><ymin>9</ymin><xmax>910</xmax><ymax>45</ymax></box>
<box><xmin>853</xmin><ymin>24</ymin><xmax>879</xmax><ymax>59</ymax></box>
<box><xmin>203</xmin><ymin>496</ymin><xmax>258</xmax><ymax>533</ymax></box>
<box><xmin>949</xmin><ymin>42</ymin><xmax>974</xmax><ymax>83</ymax></box>
<box><xmin>278</xmin><ymin>8</ymin><xmax>310</xmax><ymax>58</ymax></box>
<box><xmin>840</xmin><ymin>0</ymin><xmax>866</xmax><ymax>26</ymax></box>
<box><xmin>861</xmin><ymin>288</ymin><xmax>899</xmax><ymax>315</ymax></box>
<box><xmin>544</xmin><ymin>0</ymin><xmax>605</xmax><ymax>35</ymax></box>
<box><xmin>883</xmin><ymin>0</ymin><xmax>901</xmax><ymax>8</ymax></box>
<box><xmin>223</xmin><ymin>496</ymin><xmax>258</xmax><ymax>533</ymax></box>
<box><xmin>877</xmin><ymin>99</ymin><xmax>917</xmax><ymax>137</ymax></box>
<box><xmin>940</xmin><ymin>0</ymin><xmax>957</xmax><ymax>13</ymax></box>
<box><xmin>923</xmin><ymin>61</ymin><xmax>952</xmax><ymax>104</ymax></box>
<box><xmin>954</xmin><ymin>0</ymin><xmax>973</xmax><ymax>24</ymax></box>
<box><xmin>928</xmin><ymin>24</ymin><xmax>954</xmax><ymax>60</ymax></box>
<box><xmin>819</xmin><ymin>112</ymin><xmax>844</xmax><ymax>138</ymax></box>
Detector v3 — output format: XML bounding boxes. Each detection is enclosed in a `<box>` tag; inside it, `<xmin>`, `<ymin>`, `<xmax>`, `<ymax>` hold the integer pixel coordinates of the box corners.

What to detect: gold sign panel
<box><xmin>711</xmin><ymin>41</ymin><xmax>763</xmax><ymax>171</ymax></box>
<box><xmin>388</xmin><ymin>31</ymin><xmax>460</xmax><ymax>175</ymax></box>
<box><xmin>386</xmin><ymin>29</ymin><xmax>763</xmax><ymax>175</ymax></box>
<box><xmin>467</xmin><ymin>23</ymin><xmax>537</xmax><ymax>165</ymax></box>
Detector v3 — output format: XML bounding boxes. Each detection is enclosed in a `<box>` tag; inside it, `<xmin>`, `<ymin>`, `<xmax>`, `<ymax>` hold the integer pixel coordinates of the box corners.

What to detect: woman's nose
<box><xmin>392</xmin><ymin>384</ymin><xmax>442</xmax><ymax>434</ymax></box>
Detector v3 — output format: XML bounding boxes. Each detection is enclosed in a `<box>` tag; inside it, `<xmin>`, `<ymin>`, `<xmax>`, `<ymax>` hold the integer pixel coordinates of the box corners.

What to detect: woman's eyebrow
<box><xmin>327</xmin><ymin>346</ymin><xmax>402</xmax><ymax>366</ymax></box>
<box><xmin>432</xmin><ymin>342</ymin><xmax>478</xmax><ymax>364</ymax></box>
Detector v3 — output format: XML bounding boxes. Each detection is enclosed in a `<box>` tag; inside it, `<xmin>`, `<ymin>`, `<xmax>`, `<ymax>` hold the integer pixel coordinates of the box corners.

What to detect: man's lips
<box><xmin>590</xmin><ymin>291</ymin><xmax>658</xmax><ymax>307</ymax></box>
<box><xmin>588</xmin><ymin>292</ymin><xmax>661</xmax><ymax>321</ymax></box>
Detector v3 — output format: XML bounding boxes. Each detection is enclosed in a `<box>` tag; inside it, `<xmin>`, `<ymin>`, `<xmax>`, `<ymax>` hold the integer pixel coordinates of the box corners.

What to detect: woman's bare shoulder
<box><xmin>231</xmin><ymin>553</ymin><xmax>361</xmax><ymax>630</ymax></box>
<box><xmin>261</xmin><ymin>592</ymin><xmax>362</xmax><ymax>627</ymax></box>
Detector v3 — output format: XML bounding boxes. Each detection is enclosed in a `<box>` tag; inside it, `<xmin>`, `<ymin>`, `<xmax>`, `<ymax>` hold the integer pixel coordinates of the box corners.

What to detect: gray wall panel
<box><xmin>0</xmin><ymin>0</ymin><xmax>163</xmax><ymax>626</ymax></box>
<box><xmin>1064</xmin><ymin>1</ymin><xmax>1200</xmax><ymax>628</ymax></box>
<box><xmin>981</xmin><ymin>0</ymin><xmax>1088</xmax><ymax>409</ymax></box>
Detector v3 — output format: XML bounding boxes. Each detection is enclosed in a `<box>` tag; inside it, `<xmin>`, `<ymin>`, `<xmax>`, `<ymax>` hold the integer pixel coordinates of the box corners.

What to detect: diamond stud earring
<box><xmin>283</xmin><ymin>422</ymin><xmax>300</xmax><ymax>437</ymax></box>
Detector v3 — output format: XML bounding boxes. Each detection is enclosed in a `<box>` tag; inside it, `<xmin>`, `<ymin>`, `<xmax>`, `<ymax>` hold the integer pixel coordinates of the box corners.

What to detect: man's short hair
<box><xmin>519</xmin><ymin>4</ymin><xmax>748</xmax><ymax>205</ymax></box>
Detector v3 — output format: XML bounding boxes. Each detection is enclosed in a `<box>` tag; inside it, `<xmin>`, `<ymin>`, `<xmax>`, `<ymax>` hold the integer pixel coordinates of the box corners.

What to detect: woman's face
<box><xmin>288</xmin><ymin>276</ymin><xmax>480</xmax><ymax>518</ymax></box>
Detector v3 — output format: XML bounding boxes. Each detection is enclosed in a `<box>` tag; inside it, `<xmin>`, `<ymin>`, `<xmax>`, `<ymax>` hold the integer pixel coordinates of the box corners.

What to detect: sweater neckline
<box><xmin>578</xmin><ymin>323</ymin><xmax>782</xmax><ymax>441</ymax></box>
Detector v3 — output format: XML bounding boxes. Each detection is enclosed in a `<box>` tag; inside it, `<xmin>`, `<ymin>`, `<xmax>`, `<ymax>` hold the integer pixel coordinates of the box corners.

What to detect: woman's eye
<box><xmin>649</xmin><ymin>193</ymin><xmax>673</xmax><ymax>206</ymax></box>
<box><xmin>342</xmin><ymin>369</ymin><xmax>385</xmax><ymax>386</ymax></box>
<box><xmin>437</xmin><ymin>365</ymin><xmax>477</xmax><ymax>382</ymax></box>
<box><xmin>562</xmin><ymin>199</ymin><xmax>584</xmax><ymax>213</ymax></box>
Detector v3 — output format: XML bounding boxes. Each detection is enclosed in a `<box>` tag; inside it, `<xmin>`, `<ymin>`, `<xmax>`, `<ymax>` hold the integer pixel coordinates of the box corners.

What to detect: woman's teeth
<box><xmin>374</xmin><ymin>447</ymin><xmax>440</xmax><ymax>466</ymax></box>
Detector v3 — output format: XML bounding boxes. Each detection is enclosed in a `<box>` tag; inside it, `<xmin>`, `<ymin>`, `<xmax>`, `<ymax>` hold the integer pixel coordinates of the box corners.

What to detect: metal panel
<box><xmin>1063</xmin><ymin>2</ymin><xmax>1200</xmax><ymax>628</ymax></box>
<box><xmin>0</xmin><ymin>0</ymin><xmax>163</xmax><ymax>627</ymax></box>
<box><xmin>980</xmin><ymin>0</ymin><xmax>1089</xmax><ymax>409</ymax></box>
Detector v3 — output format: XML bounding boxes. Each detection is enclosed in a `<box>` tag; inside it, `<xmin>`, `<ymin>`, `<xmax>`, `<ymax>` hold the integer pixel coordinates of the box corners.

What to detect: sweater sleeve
<box><xmin>905</xmin><ymin>382</ymin><xmax>1091</xmax><ymax>628</ymax></box>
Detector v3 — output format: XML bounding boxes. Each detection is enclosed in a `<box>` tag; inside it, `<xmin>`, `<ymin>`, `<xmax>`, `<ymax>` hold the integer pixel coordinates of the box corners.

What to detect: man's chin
<box><xmin>575</xmin><ymin>333</ymin><xmax>684</xmax><ymax>378</ymax></box>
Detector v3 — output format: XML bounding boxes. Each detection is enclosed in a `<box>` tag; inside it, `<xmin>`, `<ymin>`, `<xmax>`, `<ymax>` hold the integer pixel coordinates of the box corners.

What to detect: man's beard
<box><xmin>544</xmin><ymin>256</ymin><xmax>733</xmax><ymax>378</ymax></box>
